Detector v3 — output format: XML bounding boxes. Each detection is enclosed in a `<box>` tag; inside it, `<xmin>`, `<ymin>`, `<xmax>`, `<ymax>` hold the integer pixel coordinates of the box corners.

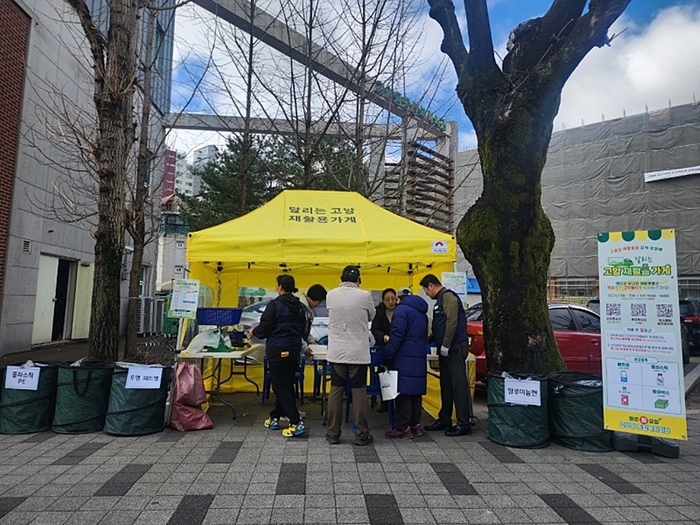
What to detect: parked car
<box><xmin>679</xmin><ymin>299</ymin><xmax>700</xmax><ymax>349</ymax></box>
<box><xmin>467</xmin><ymin>302</ymin><xmax>602</xmax><ymax>379</ymax></box>
<box><xmin>588</xmin><ymin>297</ymin><xmax>691</xmax><ymax>364</ymax></box>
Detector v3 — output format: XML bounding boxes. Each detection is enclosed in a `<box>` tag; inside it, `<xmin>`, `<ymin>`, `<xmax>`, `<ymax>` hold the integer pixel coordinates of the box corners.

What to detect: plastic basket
<box><xmin>196</xmin><ymin>308</ymin><xmax>243</xmax><ymax>326</ymax></box>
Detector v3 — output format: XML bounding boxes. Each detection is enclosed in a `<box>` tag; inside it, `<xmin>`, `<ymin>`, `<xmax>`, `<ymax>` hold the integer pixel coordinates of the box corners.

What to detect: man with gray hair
<box><xmin>325</xmin><ymin>265</ymin><xmax>376</xmax><ymax>445</ymax></box>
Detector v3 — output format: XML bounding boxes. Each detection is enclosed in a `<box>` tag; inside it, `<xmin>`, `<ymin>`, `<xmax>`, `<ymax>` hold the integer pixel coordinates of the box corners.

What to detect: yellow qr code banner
<box><xmin>598</xmin><ymin>229</ymin><xmax>687</xmax><ymax>441</ymax></box>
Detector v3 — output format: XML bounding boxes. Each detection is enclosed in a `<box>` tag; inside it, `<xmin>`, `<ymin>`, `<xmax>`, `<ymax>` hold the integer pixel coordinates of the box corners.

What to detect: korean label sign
<box><xmin>5</xmin><ymin>366</ymin><xmax>41</xmax><ymax>390</ymax></box>
<box><xmin>504</xmin><ymin>378</ymin><xmax>541</xmax><ymax>406</ymax></box>
<box><xmin>598</xmin><ymin>229</ymin><xmax>687</xmax><ymax>440</ymax></box>
<box><xmin>125</xmin><ymin>367</ymin><xmax>163</xmax><ymax>389</ymax></box>
<box><xmin>287</xmin><ymin>206</ymin><xmax>356</xmax><ymax>224</ymax></box>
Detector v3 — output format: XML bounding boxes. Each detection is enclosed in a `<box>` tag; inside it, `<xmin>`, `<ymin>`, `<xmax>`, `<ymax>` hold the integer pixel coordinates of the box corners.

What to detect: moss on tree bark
<box><xmin>429</xmin><ymin>0</ymin><xmax>630</xmax><ymax>374</ymax></box>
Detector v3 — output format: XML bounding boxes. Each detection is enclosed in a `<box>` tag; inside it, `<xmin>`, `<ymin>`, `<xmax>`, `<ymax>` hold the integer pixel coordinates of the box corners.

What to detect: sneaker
<box><xmin>385</xmin><ymin>427</ymin><xmax>412</xmax><ymax>439</ymax></box>
<box><xmin>282</xmin><ymin>421</ymin><xmax>307</xmax><ymax>437</ymax></box>
<box><xmin>264</xmin><ymin>418</ymin><xmax>280</xmax><ymax>430</ymax></box>
<box><xmin>411</xmin><ymin>424</ymin><xmax>424</xmax><ymax>437</ymax></box>
<box><xmin>354</xmin><ymin>433</ymin><xmax>374</xmax><ymax>446</ymax></box>
<box><xmin>325</xmin><ymin>434</ymin><xmax>340</xmax><ymax>445</ymax></box>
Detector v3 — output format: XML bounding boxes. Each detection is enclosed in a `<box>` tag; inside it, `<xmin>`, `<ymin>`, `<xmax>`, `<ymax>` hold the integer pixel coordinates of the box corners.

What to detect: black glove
<box><xmin>383</xmin><ymin>359</ymin><xmax>394</xmax><ymax>370</ymax></box>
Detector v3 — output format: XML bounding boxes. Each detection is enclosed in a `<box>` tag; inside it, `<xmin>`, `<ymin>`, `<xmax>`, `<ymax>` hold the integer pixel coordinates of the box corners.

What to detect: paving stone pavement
<box><xmin>1</xmin><ymin>385</ymin><xmax>700</xmax><ymax>525</ymax></box>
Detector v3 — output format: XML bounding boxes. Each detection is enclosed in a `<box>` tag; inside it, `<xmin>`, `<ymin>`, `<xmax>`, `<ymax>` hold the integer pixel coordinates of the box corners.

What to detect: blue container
<box><xmin>196</xmin><ymin>308</ymin><xmax>242</xmax><ymax>326</ymax></box>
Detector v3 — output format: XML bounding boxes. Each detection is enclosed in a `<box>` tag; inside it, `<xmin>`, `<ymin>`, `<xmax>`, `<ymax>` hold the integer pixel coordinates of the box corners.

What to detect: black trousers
<box><xmin>395</xmin><ymin>394</ymin><xmax>422</xmax><ymax>431</ymax></box>
<box><xmin>268</xmin><ymin>353</ymin><xmax>300</xmax><ymax>425</ymax></box>
<box><xmin>437</xmin><ymin>340</ymin><xmax>471</xmax><ymax>427</ymax></box>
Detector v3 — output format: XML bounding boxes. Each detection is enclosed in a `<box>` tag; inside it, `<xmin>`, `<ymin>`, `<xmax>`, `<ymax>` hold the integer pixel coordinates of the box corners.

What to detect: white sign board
<box><xmin>125</xmin><ymin>367</ymin><xmax>163</xmax><ymax>389</ymax></box>
<box><xmin>441</xmin><ymin>271</ymin><xmax>468</xmax><ymax>306</ymax></box>
<box><xmin>5</xmin><ymin>366</ymin><xmax>41</xmax><ymax>390</ymax></box>
<box><xmin>644</xmin><ymin>165</ymin><xmax>700</xmax><ymax>183</ymax></box>
<box><xmin>598</xmin><ymin>229</ymin><xmax>687</xmax><ymax>440</ymax></box>
<box><xmin>168</xmin><ymin>279</ymin><xmax>200</xmax><ymax>319</ymax></box>
<box><xmin>504</xmin><ymin>378</ymin><xmax>541</xmax><ymax>406</ymax></box>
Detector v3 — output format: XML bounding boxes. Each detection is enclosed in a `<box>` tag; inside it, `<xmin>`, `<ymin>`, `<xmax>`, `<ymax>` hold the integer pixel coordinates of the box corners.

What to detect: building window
<box><xmin>548</xmin><ymin>277</ymin><xmax>598</xmax><ymax>301</ymax></box>
<box><xmin>679</xmin><ymin>277</ymin><xmax>700</xmax><ymax>298</ymax></box>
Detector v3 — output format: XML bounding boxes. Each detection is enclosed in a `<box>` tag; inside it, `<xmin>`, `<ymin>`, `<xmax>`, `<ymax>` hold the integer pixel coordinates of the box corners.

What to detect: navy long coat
<box><xmin>383</xmin><ymin>295</ymin><xmax>429</xmax><ymax>396</ymax></box>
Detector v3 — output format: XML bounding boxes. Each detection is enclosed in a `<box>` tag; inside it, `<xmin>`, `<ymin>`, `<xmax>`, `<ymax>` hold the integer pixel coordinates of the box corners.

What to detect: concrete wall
<box><xmin>0</xmin><ymin>0</ymin><xmax>164</xmax><ymax>354</ymax></box>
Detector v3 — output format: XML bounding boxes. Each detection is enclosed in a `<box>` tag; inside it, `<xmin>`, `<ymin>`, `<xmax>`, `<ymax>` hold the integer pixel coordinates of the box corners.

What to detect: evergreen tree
<box><xmin>179</xmin><ymin>134</ymin><xmax>358</xmax><ymax>231</ymax></box>
<box><xmin>178</xmin><ymin>135</ymin><xmax>279</xmax><ymax>231</ymax></box>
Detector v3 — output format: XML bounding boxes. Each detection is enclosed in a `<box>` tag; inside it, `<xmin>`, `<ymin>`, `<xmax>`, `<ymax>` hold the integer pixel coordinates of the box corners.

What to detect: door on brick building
<box><xmin>32</xmin><ymin>255</ymin><xmax>77</xmax><ymax>344</ymax></box>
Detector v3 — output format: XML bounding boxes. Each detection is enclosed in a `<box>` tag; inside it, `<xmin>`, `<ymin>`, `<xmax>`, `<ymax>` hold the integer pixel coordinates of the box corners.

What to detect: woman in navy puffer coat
<box><xmin>383</xmin><ymin>294</ymin><xmax>429</xmax><ymax>438</ymax></box>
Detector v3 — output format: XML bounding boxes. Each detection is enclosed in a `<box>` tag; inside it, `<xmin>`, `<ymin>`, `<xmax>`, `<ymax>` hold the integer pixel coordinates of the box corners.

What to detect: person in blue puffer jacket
<box><xmin>382</xmin><ymin>293</ymin><xmax>429</xmax><ymax>439</ymax></box>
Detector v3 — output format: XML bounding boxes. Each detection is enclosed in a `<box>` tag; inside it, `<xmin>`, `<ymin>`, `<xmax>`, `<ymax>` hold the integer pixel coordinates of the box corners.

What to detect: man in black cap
<box><xmin>325</xmin><ymin>265</ymin><xmax>376</xmax><ymax>445</ymax></box>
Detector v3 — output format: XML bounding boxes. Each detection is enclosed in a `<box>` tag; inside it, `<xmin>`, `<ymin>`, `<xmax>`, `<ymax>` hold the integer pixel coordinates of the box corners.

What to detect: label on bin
<box><xmin>125</xmin><ymin>367</ymin><xmax>163</xmax><ymax>389</ymax></box>
<box><xmin>5</xmin><ymin>366</ymin><xmax>40</xmax><ymax>390</ymax></box>
<box><xmin>504</xmin><ymin>378</ymin><xmax>541</xmax><ymax>406</ymax></box>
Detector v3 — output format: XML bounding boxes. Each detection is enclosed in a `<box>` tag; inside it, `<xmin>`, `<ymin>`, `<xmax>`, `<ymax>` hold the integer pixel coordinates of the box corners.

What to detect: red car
<box><xmin>466</xmin><ymin>302</ymin><xmax>602</xmax><ymax>379</ymax></box>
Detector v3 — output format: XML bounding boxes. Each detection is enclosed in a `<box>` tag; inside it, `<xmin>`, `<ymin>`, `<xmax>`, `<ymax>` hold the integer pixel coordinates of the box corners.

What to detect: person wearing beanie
<box><xmin>250</xmin><ymin>274</ymin><xmax>309</xmax><ymax>437</ymax></box>
<box><xmin>325</xmin><ymin>265</ymin><xmax>376</xmax><ymax>445</ymax></box>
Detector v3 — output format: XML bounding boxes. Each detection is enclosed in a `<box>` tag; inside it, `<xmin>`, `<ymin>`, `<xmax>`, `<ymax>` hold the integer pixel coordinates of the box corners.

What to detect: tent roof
<box><xmin>186</xmin><ymin>190</ymin><xmax>455</xmax><ymax>267</ymax></box>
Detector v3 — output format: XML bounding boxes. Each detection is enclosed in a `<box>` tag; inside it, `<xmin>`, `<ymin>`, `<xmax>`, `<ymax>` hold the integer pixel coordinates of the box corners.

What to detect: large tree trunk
<box><xmin>67</xmin><ymin>0</ymin><xmax>139</xmax><ymax>361</ymax></box>
<box><xmin>459</xmin><ymin>94</ymin><xmax>565</xmax><ymax>374</ymax></box>
<box><xmin>428</xmin><ymin>0</ymin><xmax>630</xmax><ymax>375</ymax></box>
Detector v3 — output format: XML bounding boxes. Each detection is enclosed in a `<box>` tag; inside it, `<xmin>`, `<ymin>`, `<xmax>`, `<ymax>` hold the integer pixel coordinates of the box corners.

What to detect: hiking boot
<box><xmin>354</xmin><ymin>433</ymin><xmax>374</xmax><ymax>446</ymax></box>
<box><xmin>411</xmin><ymin>424</ymin><xmax>424</xmax><ymax>437</ymax></box>
<box><xmin>325</xmin><ymin>434</ymin><xmax>340</xmax><ymax>445</ymax></box>
<box><xmin>264</xmin><ymin>417</ymin><xmax>280</xmax><ymax>430</ymax></box>
<box><xmin>385</xmin><ymin>427</ymin><xmax>412</xmax><ymax>439</ymax></box>
<box><xmin>282</xmin><ymin>421</ymin><xmax>307</xmax><ymax>437</ymax></box>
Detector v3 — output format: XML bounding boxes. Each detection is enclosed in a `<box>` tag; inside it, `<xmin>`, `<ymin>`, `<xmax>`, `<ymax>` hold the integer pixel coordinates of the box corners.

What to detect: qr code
<box><xmin>656</xmin><ymin>303</ymin><xmax>674</xmax><ymax>318</ymax></box>
<box><xmin>606</xmin><ymin>303</ymin><xmax>621</xmax><ymax>316</ymax></box>
<box><xmin>630</xmin><ymin>303</ymin><xmax>647</xmax><ymax>317</ymax></box>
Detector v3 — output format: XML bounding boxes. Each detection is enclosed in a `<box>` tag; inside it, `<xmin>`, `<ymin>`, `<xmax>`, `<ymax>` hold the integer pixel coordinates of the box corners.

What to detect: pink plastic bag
<box><xmin>170</xmin><ymin>362</ymin><xmax>212</xmax><ymax>431</ymax></box>
<box><xmin>175</xmin><ymin>362</ymin><xmax>207</xmax><ymax>406</ymax></box>
<box><xmin>170</xmin><ymin>403</ymin><xmax>213</xmax><ymax>432</ymax></box>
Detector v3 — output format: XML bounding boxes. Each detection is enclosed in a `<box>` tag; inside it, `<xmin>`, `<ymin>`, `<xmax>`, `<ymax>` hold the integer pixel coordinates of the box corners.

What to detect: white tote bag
<box><xmin>379</xmin><ymin>369</ymin><xmax>399</xmax><ymax>400</ymax></box>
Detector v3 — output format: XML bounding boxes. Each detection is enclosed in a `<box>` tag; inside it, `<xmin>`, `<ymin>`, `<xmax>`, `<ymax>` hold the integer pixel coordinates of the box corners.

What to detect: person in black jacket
<box><xmin>249</xmin><ymin>275</ymin><xmax>308</xmax><ymax>437</ymax></box>
<box><xmin>370</xmin><ymin>288</ymin><xmax>398</xmax><ymax>413</ymax></box>
<box><xmin>371</xmin><ymin>288</ymin><xmax>398</xmax><ymax>347</ymax></box>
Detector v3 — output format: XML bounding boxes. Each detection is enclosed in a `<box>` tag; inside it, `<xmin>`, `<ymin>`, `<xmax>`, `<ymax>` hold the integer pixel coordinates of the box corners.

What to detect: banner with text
<box><xmin>168</xmin><ymin>279</ymin><xmax>200</xmax><ymax>319</ymax></box>
<box><xmin>598</xmin><ymin>229</ymin><xmax>687</xmax><ymax>440</ymax></box>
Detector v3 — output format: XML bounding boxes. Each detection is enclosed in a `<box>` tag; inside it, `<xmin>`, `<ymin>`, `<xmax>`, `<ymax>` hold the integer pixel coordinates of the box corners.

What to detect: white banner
<box><xmin>598</xmin><ymin>229</ymin><xmax>687</xmax><ymax>440</ymax></box>
<box><xmin>168</xmin><ymin>279</ymin><xmax>200</xmax><ymax>319</ymax></box>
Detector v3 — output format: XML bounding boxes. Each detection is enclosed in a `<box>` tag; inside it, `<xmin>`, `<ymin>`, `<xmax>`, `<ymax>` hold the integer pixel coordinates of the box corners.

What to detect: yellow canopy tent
<box><xmin>186</xmin><ymin>189</ymin><xmax>456</xmax><ymax>303</ymax></box>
